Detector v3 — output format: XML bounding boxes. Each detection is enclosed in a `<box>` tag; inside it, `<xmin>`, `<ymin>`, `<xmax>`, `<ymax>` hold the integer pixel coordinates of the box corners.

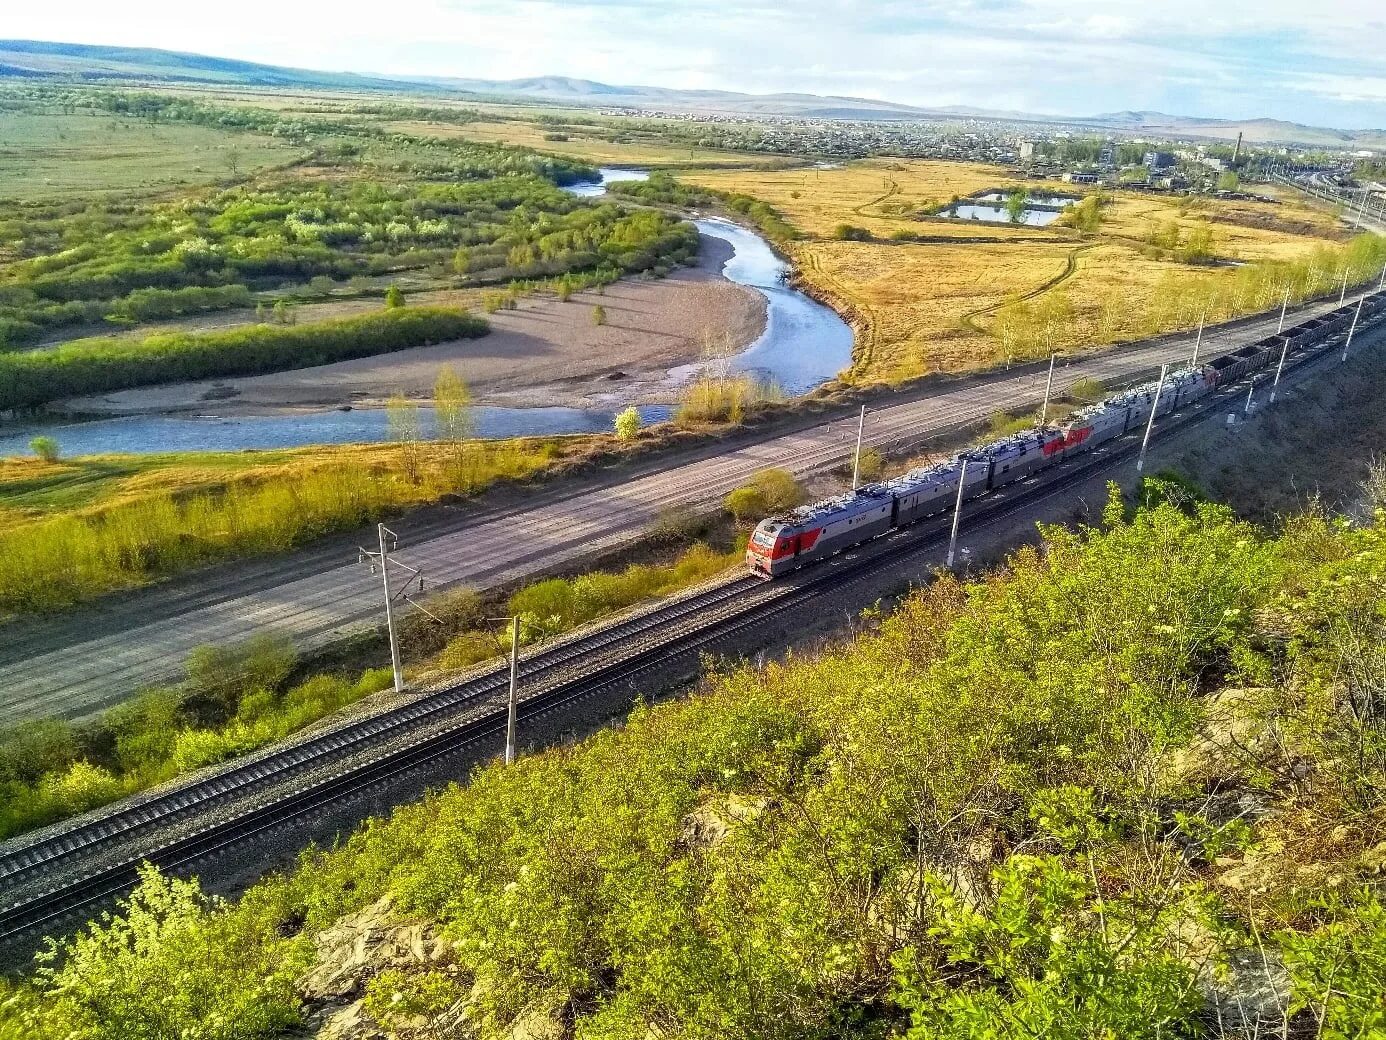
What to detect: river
<box><xmin>0</xmin><ymin>169</ymin><xmax>853</xmax><ymax>458</ymax></box>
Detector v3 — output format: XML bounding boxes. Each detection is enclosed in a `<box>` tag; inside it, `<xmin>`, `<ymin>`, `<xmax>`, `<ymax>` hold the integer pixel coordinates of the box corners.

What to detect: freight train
<box><xmin>747</xmin><ymin>291</ymin><xmax>1385</xmax><ymax>578</ymax></box>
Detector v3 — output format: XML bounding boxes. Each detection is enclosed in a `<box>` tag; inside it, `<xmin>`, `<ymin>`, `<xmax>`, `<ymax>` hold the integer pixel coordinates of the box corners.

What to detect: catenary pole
<box><xmin>1277</xmin><ymin>291</ymin><xmax>1289</xmax><ymax>334</ymax></box>
<box><xmin>1135</xmin><ymin>364</ymin><xmax>1168</xmax><ymax>474</ymax></box>
<box><xmin>851</xmin><ymin>405</ymin><xmax>866</xmax><ymax>491</ymax></box>
<box><xmin>946</xmin><ymin>460</ymin><xmax>969</xmax><ymax>569</ymax></box>
<box><xmin>505</xmin><ymin>615</ymin><xmax>520</xmax><ymax>765</ymax></box>
<box><xmin>1341</xmin><ymin>296</ymin><xmax>1365</xmax><ymax>364</ymax></box>
<box><xmin>1040</xmin><ymin>353</ymin><xmax>1056</xmax><ymax>426</ymax></box>
<box><xmin>1340</xmin><ymin>269</ymin><xmax>1349</xmax><ymax>304</ymax></box>
<box><xmin>378</xmin><ymin>524</ymin><xmax>404</xmax><ymax>693</ymax></box>
<box><xmin>1191</xmin><ymin>314</ymin><xmax>1205</xmax><ymax>367</ymax></box>
<box><xmin>1270</xmin><ymin>335</ymin><xmax>1290</xmax><ymax>404</ymax></box>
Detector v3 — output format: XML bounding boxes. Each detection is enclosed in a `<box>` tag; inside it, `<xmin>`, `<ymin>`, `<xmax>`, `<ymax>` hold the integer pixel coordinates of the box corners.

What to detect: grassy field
<box><xmin>0</xmin><ymin>111</ymin><xmax>302</xmax><ymax>199</ymax></box>
<box><xmin>683</xmin><ymin>160</ymin><xmax>1361</xmax><ymax>381</ymax></box>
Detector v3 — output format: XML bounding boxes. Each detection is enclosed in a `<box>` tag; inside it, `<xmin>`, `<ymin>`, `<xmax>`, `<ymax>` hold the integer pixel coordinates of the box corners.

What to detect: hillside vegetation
<box><xmin>4</xmin><ymin>489</ymin><xmax>1383</xmax><ymax>1038</ymax></box>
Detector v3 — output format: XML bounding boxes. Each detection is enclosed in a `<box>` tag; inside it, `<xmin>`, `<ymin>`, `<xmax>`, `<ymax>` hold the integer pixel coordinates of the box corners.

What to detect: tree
<box><xmin>1005</xmin><ymin>187</ymin><xmax>1030</xmax><ymax>224</ymax></box>
<box><xmin>29</xmin><ymin>435</ymin><xmax>60</xmax><ymax>462</ymax></box>
<box><xmin>613</xmin><ymin>406</ymin><xmax>642</xmax><ymax>441</ymax></box>
<box><xmin>387</xmin><ymin>393</ymin><xmax>423</xmax><ymax>483</ymax></box>
<box><xmin>433</xmin><ymin>365</ymin><xmax>473</xmax><ymax>483</ymax></box>
<box><xmin>385</xmin><ymin>285</ymin><xmax>406</xmax><ymax>309</ymax></box>
<box><xmin>1217</xmin><ymin>171</ymin><xmax>1241</xmax><ymax>192</ymax></box>
<box><xmin>591</xmin><ymin>304</ymin><xmax>607</xmax><ymax>326</ymax></box>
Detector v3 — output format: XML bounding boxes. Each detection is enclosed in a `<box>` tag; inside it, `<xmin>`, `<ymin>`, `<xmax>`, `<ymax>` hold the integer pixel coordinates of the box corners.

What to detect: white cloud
<box><xmin>3</xmin><ymin>0</ymin><xmax>1384</xmax><ymax>126</ymax></box>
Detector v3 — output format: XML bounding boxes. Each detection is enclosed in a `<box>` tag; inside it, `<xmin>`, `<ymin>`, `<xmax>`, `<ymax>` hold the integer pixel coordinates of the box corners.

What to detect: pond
<box><xmin>947</xmin><ymin>203</ymin><xmax>1064</xmax><ymax>227</ymax></box>
<box><xmin>976</xmin><ymin>192</ymin><xmax>1078</xmax><ymax>208</ymax></box>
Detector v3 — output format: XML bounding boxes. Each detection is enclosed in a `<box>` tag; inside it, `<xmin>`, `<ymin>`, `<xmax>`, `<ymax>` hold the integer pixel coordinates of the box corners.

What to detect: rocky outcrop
<box><xmin>295</xmin><ymin>895</ymin><xmax>460</xmax><ymax>1040</ymax></box>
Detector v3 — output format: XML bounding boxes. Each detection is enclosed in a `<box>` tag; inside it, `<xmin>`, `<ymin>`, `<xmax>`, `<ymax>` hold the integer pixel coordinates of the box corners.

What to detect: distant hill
<box><xmin>0</xmin><ymin>39</ymin><xmax>437</xmax><ymax>92</ymax></box>
<box><xmin>1080</xmin><ymin>109</ymin><xmax>1386</xmax><ymax>148</ymax></box>
<box><xmin>2</xmin><ymin>39</ymin><xmax>1382</xmax><ymax>148</ymax></box>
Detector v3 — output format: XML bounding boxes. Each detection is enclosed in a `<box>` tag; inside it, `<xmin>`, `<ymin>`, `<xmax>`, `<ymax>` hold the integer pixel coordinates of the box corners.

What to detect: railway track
<box><xmin>2</xmin><ymin>296</ymin><xmax>1382</xmax><ymax>945</ymax></box>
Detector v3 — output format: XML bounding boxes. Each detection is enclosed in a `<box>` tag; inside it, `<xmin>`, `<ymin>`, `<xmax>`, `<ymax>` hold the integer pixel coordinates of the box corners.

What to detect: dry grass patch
<box><xmin>687</xmin><ymin>159</ymin><xmax>1012</xmax><ymax>238</ymax></box>
<box><xmin>792</xmin><ymin>238</ymin><xmax>1078</xmax><ymax>377</ymax></box>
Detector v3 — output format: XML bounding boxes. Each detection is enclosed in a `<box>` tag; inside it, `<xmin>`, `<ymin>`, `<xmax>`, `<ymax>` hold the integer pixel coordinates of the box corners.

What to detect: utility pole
<box><xmin>360</xmin><ymin>524</ymin><xmax>405</xmax><ymax>693</ymax></box>
<box><xmin>1039</xmin><ymin>352</ymin><xmax>1056</xmax><ymax>426</ymax></box>
<box><xmin>1269</xmin><ymin>335</ymin><xmax>1290</xmax><ymax>404</ymax></box>
<box><xmin>505</xmin><ymin>615</ymin><xmax>520</xmax><ymax>765</ymax></box>
<box><xmin>1191</xmin><ymin>314</ymin><xmax>1205</xmax><ymax>367</ymax></box>
<box><xmin>946</xmin><ymin>459</ymin><xmax>969</xmax><ymax>569</ymax></box>
<box><xmin>1341</xmin><ymin>295</ymin><xmax>1365</xmax><ymax>364</ymax></box>
<box><xmin>358</xmin><ymin>523</ymin><xmax>439</xmax><ymax>695</ymax></box>
<box><xmin>850</xmin><ymin>405</ymin><xmax>866</xmax><ymax>491</ymax></box>
<box><xmin>1135</xmin><ymin>364</ymin><xmax>1168</xmax><ymax>474</ymax></box>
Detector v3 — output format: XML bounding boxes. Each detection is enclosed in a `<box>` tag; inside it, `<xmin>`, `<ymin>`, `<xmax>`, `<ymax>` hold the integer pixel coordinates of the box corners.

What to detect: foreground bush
<box><xmin>6</xmin><ymin>493</ymin><xmax>1384</xmax><ymax>1038</ymax></box>
<box><xmin>0</xmin><ymin>307</ymin><xmax>487</xmax><ymax>410</ymax></box>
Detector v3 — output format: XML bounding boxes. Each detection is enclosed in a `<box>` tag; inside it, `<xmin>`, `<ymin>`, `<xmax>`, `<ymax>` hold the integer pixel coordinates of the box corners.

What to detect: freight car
<box><xmin>747</xmin><ymin>292</ymin><xmax>1383</xmax><ymax>578</ymax></box>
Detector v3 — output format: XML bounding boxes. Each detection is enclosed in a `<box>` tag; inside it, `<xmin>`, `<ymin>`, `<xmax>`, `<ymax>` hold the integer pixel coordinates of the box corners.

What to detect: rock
<box><xmin>605</xmin><ymin>371</ymin><xmax>628</xmax><ymax>380</ymax></box>
<box><xmin>680</xmin><ymin>794</ymin><xmax>766</xmax><ymax>850</ymax></box>
<box><xmin>296</xmin><ymin>896</ymin><xmax>458</xmax><ymax>1039</ymax></box>
<box><xmin>1204</xmin><ymin>947</ymin><xmax>1292</xmax><ymax>1036</ymax></box>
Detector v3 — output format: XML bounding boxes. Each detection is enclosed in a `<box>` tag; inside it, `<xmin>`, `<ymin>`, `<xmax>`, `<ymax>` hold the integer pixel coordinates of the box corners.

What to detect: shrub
<box><xmin>833</xmin><ymin>224</ymin><xmax>873</xmax><ymax>241</ymax></box>
<box><xmin>29</xmin><ymin>435</ymin><xmax>60</xmax><ymax>462</ymax></box>
<box><xmin>723</xmin><ymin>484</ymin><xmax>767</xmax><ymax>523</ymax></box>
<box><xmin>591</xmin><ymin>303</ymin><xmax>607</xmax><ymax>326</ymax></box>
<box><xmin>385</xmin><ymin>285</ymin><xmax>405</xmax><ymax>309</ymax></box>
<box><xmin>613</xmin><ymin>406</ymin><xmax>641</xmax><ymax>441</ymax></box>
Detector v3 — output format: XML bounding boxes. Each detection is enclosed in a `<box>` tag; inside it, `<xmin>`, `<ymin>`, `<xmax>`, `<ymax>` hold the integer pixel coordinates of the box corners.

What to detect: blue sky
<box><xmin>8</xmin><ymin>0</ymin><xmax>1386</xmax><ymax>128</ymax></box>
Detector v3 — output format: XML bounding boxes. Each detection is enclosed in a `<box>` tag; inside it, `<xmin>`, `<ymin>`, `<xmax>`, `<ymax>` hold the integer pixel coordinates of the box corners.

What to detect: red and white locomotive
<box><xmin>747</xmin><ymin>293</ymin><xmax>1381</xmax><ymax>578</ymax></box>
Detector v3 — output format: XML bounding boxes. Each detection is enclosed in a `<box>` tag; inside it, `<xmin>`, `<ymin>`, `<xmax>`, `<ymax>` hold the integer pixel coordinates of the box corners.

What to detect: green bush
<box><xmin>28</xmin><ymin>435</ymin><xmax>60</xmax><ymax>462</ymax></box>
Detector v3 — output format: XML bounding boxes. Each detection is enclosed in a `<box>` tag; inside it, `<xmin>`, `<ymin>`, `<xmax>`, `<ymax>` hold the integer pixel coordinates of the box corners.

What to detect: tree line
<box><xmin>0</xmin><ymin>306</ymin><xmax>486</xmax><ymax>411</ymax></box>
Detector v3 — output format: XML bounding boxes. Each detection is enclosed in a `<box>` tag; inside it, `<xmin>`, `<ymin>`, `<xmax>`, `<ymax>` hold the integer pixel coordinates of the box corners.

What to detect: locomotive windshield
<box><xmin>751</xmin><ymin>528</ymin><xmax>778</xmax><ymax>548</ymax></box>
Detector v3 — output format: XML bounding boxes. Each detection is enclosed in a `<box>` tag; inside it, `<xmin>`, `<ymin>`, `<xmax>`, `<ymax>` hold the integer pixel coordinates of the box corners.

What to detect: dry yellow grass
<box><xmin>683</xmin><ymin>160</ymin><xmax>1352</xmax><ymax>381</ymax></box>
<box><xmin>690</xmin><ymin>159</ymin><xmax>1012</xmax><ymax>237</ymax></box>
<box><xmin>794</xmin><ymin>238</ymin><xmax>1078</xmax><ymax>377</ymax></box>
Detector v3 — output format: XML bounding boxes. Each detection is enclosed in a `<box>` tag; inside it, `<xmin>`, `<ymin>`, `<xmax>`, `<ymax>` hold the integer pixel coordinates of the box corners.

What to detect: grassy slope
<box><xmin>6</xmin><ymin>496</ymin><xmax>1383</xmax><ymax>1038</ymax></box>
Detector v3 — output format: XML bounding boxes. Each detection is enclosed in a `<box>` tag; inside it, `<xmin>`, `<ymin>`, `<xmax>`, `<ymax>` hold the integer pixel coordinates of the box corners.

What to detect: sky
<box><xmin>6</xmin><ymin>0</ymin><xmax>1386</xmax><ymax>129</ymax></box>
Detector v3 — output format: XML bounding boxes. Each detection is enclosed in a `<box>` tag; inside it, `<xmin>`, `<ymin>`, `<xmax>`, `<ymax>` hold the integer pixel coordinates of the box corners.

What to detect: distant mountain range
<box><xmin>3</xmin><ymin>39</ymin><xmax>1383</xmax><ymax>149</ymax></box>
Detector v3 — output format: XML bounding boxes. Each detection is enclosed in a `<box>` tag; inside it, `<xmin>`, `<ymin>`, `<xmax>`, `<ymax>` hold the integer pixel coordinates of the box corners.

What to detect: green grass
<box><xmin>0</xmin><ymin>112</ymin><xmax>302</xmax><ymax>199</ymax></box>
